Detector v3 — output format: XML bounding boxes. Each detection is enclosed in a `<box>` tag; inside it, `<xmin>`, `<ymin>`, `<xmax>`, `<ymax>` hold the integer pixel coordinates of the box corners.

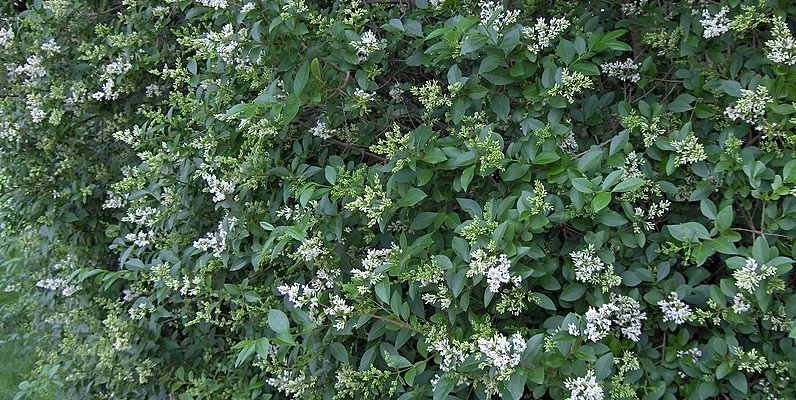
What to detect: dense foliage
<box><xmin>1</xmin><ymin>0</ymin><xmax>796</xmax><ymax>399</ymax></box>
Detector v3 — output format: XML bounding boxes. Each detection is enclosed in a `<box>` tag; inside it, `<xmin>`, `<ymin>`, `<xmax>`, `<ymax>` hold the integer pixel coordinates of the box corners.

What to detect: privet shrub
<box><xmin>1</xmin><ymin>0</ymin><xmax>795</xmax><ymax>399</ymax></box>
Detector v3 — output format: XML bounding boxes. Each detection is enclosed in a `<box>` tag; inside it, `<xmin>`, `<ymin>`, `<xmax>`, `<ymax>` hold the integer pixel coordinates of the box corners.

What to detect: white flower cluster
<box><xmin>295</xmin><ymin>235</ymin><xmax>327</xmax><ymax>262</ymax></box>
<box><xmin>112</xmin><ymin>124</ymin><xmax>145</xmax><ymax>147</ymax></box>
<box><xmin>351</xmin><ymin>245</ymin><xmax>400</xmax><ymax>294</ymax></box>
<box><xmin>724</xmin><ymin>86</ymin><xmax>771</xmax><ymax>125</ymax></box>
<box><xmin>350</xmin><ymin>30</ymin><xmax>386</xmax><ymax>62</ymax></box>
<box><xmin>311</xmin><ymin>120</ymin><xmax>335</xmax><ymax>139</ymax></box>
<box><xmin>198</xmin><ymin>0</ymin><xmax>228</xmax><ymax>9</ymax></box>
<box><xmin>657</xmin><ymin>292</ymin><xmax>691</xmax><ymax>325</ymax></box>
<box><xmin>570</xmin><ymin>244</ymin><xmax>605</xmax><ymax>282</ymax></box>
<box><xmin>733</xmin><ymin>257</ymin><xmax>776</xmax><ymax>293</ymax></box>
<box><xmin>765</xmin><ymin>16</ymin><xmax>796</xmax><ymax>65</ymax></box>
<box><xmin>584</xmin><ymin>293</ymin><xmax>646</xmax><ymax>342</ymax></box>
<box><xmin>327</xmin><ymin>294</ymin><xmax>354</xmax><ymax>330</ymax></box>
<box><xmin>523</xmin><ymin>17</ymin><xmax>570</xmax><ymax>53</ymax></box>
<box><xmin>125</xmin><ymin>230</ymin><xmax>155</xmax><ymax>247</ymax></box>
<box><xmin>240</xmin><ymin>2</ymin><xmax>256</xmax><ymax>13</ymax></box>
<box><xmin>193</xmin><ymin>218</ymin><xmax>236</xmax><ymax>257</ymax></box>
<box><xmin>620</xmin><ymin>0</ymin><xmax>648</xmax><ymax>16</ymax></box>
<box><xmin>549</xmin><ymin>68</ymin><xmax>594</xmax><ymax>103</ymax></box>
<box><xmin>40</xmin><ymin>38</ymin><xmax>61</xmax><ymax>55</ymax></box>
<box><xmin>700</xmin><ymin>7</ymin><xmax>730</xmax><ymax>38</ymax></box>
<box><xmin>0</xmin><ymin>121</ymin><xmax>20</xmax><ymax>141</ymax></box>
<box><xmin>202</xmin><ymin>172</ymin><xmax>235</xmax><ymax>203</ymax></box>
<box><xmin>477</xmin><ymin>332</ymin><xmax>526</xmax><ymax>380</ymax></box>
<box><xmin>561</xmin><ymin>131</ymin><xmax>579</xmax><ymax>154</ymax></box>
<box><xmin>122</xmin><ymin>206</ymin><xmax>158</xmax><ymax>226</ymax></box>
<box><xmin>633</xmin><ymin>199</ymin><xmax>670</xmax><ymax>233</ymax></box>
<box><xmin>564</xmin><ymin>370</ymin><xmax>604</xmax><ymax>400</ymax></box>
<box><xmin>569</xmin><ymin>244</ymin><xmax>621</xmax><ymax>289</ymax></box>
<box><xmin>479</xmin><ymin>0</ymin><xmax>519</xmax><ymax>36</ymax></box>
<box><xmin>353</xmin><ymin>87</ymin><xmax>374</xmax><ymax>103</ymax></box>
<box><xmin>91</xmin><ymin>57</ymin><xmax>131</xmax><ymax>101</ymax></box>
<box><xmin>671</xmin><ymin>133</ymin><xmax>707</xmax><ymax>166</ymax></box>
<box><xmin>0</xmin><ymin>26</ymin><xmax>13</xmax><ymax>49</ymax></box>
<box><xmin>732</xmin><ymin>292</ymin><xmax>751</xmax><ymax>314</ymax></box>
<box><xmin>677</xmin><ymin>347</ymin><xmax>702</xmax><ymax>363</ymax></box>
<box><xmin>277</xmin><ymin>268</ymin><xmax>342</xmax><ymax>326</ymax></box>
<box><xmin>427</xmin><ymin>326</ymin><xmax>471</xmax><ymax>372</ymax></box>
<box><xmin>345</xmin><ymin>183</ymin><xmax>391</xmax><ymax>227</ymax></box>
<box><xmin>11</xmin><ymin>55</ymin><xmax>46</xmax><ymax>86</ymax></box>
<box><xmin>36</xmin><ymin>277</ymin><xmax>78</xmax><ymax>297</ymax></box>
<box><xmin>266</xmin><ymin>370</ymin><xmax>313</xmax><ymax>399</ymax></box>
<box><xmin>601</xmin><ymin>59</ymin><xmax>640</xmax><ymax>83</ymax></box>
<box><xmin>467</xmin><ymin>248</ymin><xmax>520</xmax><ymax>293</ymax></box>
<box><xmin>195</xmin><ymin>24</ymin><xmax>239</xmax><ymax>63</ymax></box>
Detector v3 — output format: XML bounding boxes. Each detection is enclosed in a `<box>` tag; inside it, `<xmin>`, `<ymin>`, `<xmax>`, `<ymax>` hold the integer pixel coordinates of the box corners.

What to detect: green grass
<box><xmin>0</xmin><ymin>287</ymin><xmax>36</xmax><ymax>399</ymax></box>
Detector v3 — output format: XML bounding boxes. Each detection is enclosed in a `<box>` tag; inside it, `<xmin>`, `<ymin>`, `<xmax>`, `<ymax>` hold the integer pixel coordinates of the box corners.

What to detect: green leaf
<box><xmin>727</xmin><ymin>371</ymin><xmax>747</xmax><ymax>394</ymax></box>
<box><xmin>506</xmin><ymin>370</ymin><xmax>527</xmax><ymax>400</ymax></box>
<box><xmin>433</xmin><ymin>374</ymin><xmax>458</xmax><ymax>400</ymax></box>
<box><xmin>461</xmin><ymin>166</ymin><xmax>475</xmax><ymax>191</ymax></box>
<box><xmin>491</xmin><ymin>93</ymin><xmax>510</xmax><ymax>121</ymax></box>
<box><xmin>482</xmin><ymin>70</ymin><xmax>515</xmax><ymax>85</ymax></box>
<box><xmin>479</xmin><ymin>56</ymin><xmax>502</xmax><ymax>74</ymax></box>
<box><xmin>461</xmin><ymin>35</ymin><xmax>488</xmax><ymax>55</ymax></box>
<box><xmin>293</xmin><ymin>62</ymin><xmax>309</xmax><ymax>94</ymax></box>
<box><xmin>611</xmin><ymin>177</ymin><xmax>646</xmax><ymax>193</ymax></box>
<box><xmin>595</xmin><ymin>353</ymin><xmax>614</xmax><ymax>380</ymax></box>
<box><xmin>666</xmin><ymin>222</ymin><xmax>711</xmax><ymax>242</ymax></box>
<box><xmin>596</xmin><ymin>210</ymin><xmax>627</xmax><ymax>227</ymax></box>
<box><xmin>532</xmin><ymin>151</ymin><xmax>560</xmax><ymax>165</ymax></box>
<box><xmin>557</xmin><ymin>39</ymin><xmax>575</xmax><ymax>65</ymax></box>
<box><xmin>268</xmin><ymin>309</ymin><xmax>290</xmax><ymax>334</ymax></box>
<box><xmin>560</xmin><ymin>284</ymin><xmax>586</xmax><ymax>301</ymax></box>
<box><xmin>592</xmin><ymin>192</ymin><xmax>611</xmax><ymax>213</ymax></box>
<box><xmin>720</xmin><ymin>80</ymin><xmax>743</xmax><ymax>97</ymax></box>
<box><xmin>398</xmin><ymin>188</ymin><xmax>427</xmax><ymax>207</ymax></box>
<box><xmin>668</xmin><ymin>94</ymin><xmax>696</xmax><ymax>112</ymax></box>
<box><xmin>501</xmin><ymin>163</ymin><xmax>530</xmax><ymax>181</ymax></box>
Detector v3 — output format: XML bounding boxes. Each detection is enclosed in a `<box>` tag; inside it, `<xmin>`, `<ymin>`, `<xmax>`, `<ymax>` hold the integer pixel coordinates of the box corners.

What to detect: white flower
<box><xmin>732</xmin><ymin>257</ymin><xmax>776</xmax><ymax>292</ymax></box>
<box><xmin>732</xmin><ymin>293</ymin><xmax>751</xmax><ymax>314</ymax></box>
<box><xmin>677</xmin><ymin>347</ymin><xmax>702</xmax><ymax>363</ymax></box>
<box><xmin>353</xmin><ymin>88</ymin><xmax>374</xmax><ymax>102</ymax></box>
<box><xmin>240</xmin><ymin>2</ymin><xmax>255</xmax><ymax>13</ymax></box>
<box><xmin>198</xmin><ymin>0</ymin><xmax>228</xmax><ymax>9</ymax></box>
<box><xmin>311</xmin><ymin>120</ymin><xmax>334</xmax><ymax>139</ymax></box>
<box><xmin>41</xmin><ymin>38</ymin><xmax>61</xmax><ymax>54</ymax></box>
<box><xmin>724</xmin><ymin>86</ymin><xmax>771</xmax><ymax>125</ymax></box>
<box><xmin>0</xmin><ymin>27</ymin><xmax>14</xmax><ymax>49</ymax></box>
<box><xmin>126</xmin><ymin>230</ymin><xmax>155</xmax><ymax>247</ymax></box>
<box><xmin>479</xmin><ymin>0</ymin><xmax>519</xmax><ymax>36</ymax></box>
<box><xmin>658</xmin><ymin>292</ymin><xmax>691</xmax><ymax>325</ymax></box>
<box><xmin>565</xmin><ymin>370</ymin><xmax>604</xmax><ymax>400</ymax></box>
<box><xmin>568</xmin><ymin>323</ymin><xmax>580</xmax><ymax>336</ymax></box>
<box><xmin>700</xmin><ymin>7</ymin><xmax>730</xmax><ymax>38</ymax></box>
<box><xmin>671</xmin><ymin>133</ymin><xmax>707</xmax><ymax>166</ymax></box>
<box><xmin>485</xmin><ymin>254</ymin><xmax>511</xmax><ymax>293</ymax></box>
<box><xmin>601</xmin><ymin>59</ymin><xmax>640</xmax><ymax>83</ymax></box>
<box><xmin>765</xmin><ymin>16</ymin><xmax>796</xmax><ymax>65</ymax></box>
<box><xmin>350</xmin><ymin>30</ymin><xmax>386</xmax><ymax>61</ymax></box>
<box><xmin>296</xmin><ymin>236</ymin><xmax>325</xmax><ymax>262</ymax></box>
<box><xmin>523</xmin><ymin>17</ymin><xmax>570</xmax><ymax>53</ymax></box>
<box><xmin>351</xmin><ymin>245</ymin><xmax>400</xmax><ymax>290</ymax></box>
<box><xmin>477</xmin><ymin>332</ymin><xmax>526</xmax><ymax>380</ymax></box>
<box><xmin>570</xmin><ymin>244</ymin><xmax>605</xmax><ymax>282</ymax></box>
<box><xmin>202</xmin><ymin>172</ymin><xmax>235</xmax><ymax>203</ymax></box>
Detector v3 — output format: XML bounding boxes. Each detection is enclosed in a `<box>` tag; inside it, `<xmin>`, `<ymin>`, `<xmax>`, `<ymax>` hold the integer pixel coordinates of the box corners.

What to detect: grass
<box><xmin>0</xmin><ymin>284</ymin><xmax>37</xmax><ymax>399</ymax></box>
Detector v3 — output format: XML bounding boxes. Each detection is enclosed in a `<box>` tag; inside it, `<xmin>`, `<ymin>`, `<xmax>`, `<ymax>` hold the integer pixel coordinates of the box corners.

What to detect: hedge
<box><xmin>0</xmin><ymin>0</ymin><xmax>795</xmax><ymax>399</ymax></box>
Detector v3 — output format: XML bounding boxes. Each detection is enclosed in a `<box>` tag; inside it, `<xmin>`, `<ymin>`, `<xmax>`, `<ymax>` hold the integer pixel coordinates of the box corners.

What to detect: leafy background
<box><xmin>0</xmin><ymin>0</ymin><xmax>795</xmax><ymax>399</ymax></box>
